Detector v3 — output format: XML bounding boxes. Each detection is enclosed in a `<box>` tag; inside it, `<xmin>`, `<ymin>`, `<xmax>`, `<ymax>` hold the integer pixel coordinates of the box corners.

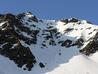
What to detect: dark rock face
<box><xmin>41</xmin><ymin>28</ymin><xmax>57</xmax><ymax>48</ymax></box>
<box><xmin>73</xmin><ymin>38</ymin><xmax>84</xmax><ymax>48</ymax></box>
<box><xmin>39</xmin><ymin>62</ymin><xmax>45</xmax><ymax>68</ymax></box>
<box><xmin>60</xmin><ymin>19</ymin><xmax>68</xmax><ymax>23</ymax></box>
<box><xmin>80</xmin><ymin>33</ymin><xmax>98</xmax><ymax>55</ymax></box>
<box><xmin>60</xmin><ymin>18</ymin><xmax>78</xmax><ymax>24</ymax></box>
<box><xmin>0</xmin><ymin>13</ymin><xmax>37</xmax><ymax>71</ymax></box>
<box><xmin>17</xmin><ymin>12</ymin><xmax>38</xmax><ymax>23</ymax></box>
<box><xmin>61</xmin><ymin>38</ymin><xmax>84</xmax><ymax>48</ymax></box>
<box><xmin>69</xmin><ymin>18</ymin><xmax>78</xmax><ymax>23</ymax></box>
<box><xmin>61</xmin><ymin>39</ymin><xmax>72</xmax><ymax>47</ymax></box>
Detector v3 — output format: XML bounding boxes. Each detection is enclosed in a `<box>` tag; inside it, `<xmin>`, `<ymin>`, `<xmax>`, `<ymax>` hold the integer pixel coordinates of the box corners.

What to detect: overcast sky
<box><xmin>0</xmin><ymin>0</ymin><xmax>98</xmax><ymax>24</ymax></box>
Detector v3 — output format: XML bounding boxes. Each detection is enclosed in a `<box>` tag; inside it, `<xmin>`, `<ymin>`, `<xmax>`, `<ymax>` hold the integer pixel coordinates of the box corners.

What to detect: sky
<box><xmin>0</xmin><ymin>0</ymin><xmax>98</xmax><ymax>24</ymax></box>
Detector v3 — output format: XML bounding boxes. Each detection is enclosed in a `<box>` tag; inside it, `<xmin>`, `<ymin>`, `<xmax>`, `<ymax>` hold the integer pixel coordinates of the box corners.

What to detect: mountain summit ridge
<box><xmin>0</xmin><ymin>12</ymin><xmax>98</xmax><ymax>74</ymax></box>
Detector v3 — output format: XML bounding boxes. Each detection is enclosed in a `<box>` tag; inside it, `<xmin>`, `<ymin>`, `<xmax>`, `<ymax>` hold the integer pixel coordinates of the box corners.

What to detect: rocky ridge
<box><xmin>0</xmin><ymin>12</ymin><xmax>98</xmax><ymax>71</ymax></box>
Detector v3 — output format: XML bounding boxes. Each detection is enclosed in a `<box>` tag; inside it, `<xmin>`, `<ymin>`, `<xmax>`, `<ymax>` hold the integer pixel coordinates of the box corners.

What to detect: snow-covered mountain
<box><xmin>0</xmin><ymin>12</ymin><xmax>98</xmax><ymax>74</ymax></box>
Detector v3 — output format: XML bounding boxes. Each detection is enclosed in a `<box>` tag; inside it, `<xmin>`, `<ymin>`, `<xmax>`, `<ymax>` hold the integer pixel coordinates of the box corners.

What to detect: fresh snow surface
<box><xmin>0</xmin><ymin>14</ymin><xmax>98</xmax><ymax>74</ymax></box>
<box><xmin>0</xmin><ymin>21</ymin><xmax>8</xmax><ymax>30</ymax></box>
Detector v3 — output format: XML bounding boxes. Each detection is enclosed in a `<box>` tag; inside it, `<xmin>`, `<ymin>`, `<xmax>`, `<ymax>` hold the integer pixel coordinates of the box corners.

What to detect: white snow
<box><xmin>0</xmin><ymin>22</ymin><xmax>6</xmax><ymax>27</ymax></box>
<box><xmin>46</xmin><ymin>55</ymin><xmax>98</xmax><ymax>74</ymax></box>
<box><xmin>0</xmin><ymin>21</ymin><xmax>8</xmax><ymax>30</ymax></box>
<box><xmin>89</xmin><ymin>52</ymin><xmax>98</xmax><ymax>63</ymax></box>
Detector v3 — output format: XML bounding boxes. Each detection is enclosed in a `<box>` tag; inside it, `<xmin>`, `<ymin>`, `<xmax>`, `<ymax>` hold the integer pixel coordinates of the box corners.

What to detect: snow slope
<box><xmin>0</xmin><ymin>12</ymin><xmax>98</xmax><ymax>74</ymax></box>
